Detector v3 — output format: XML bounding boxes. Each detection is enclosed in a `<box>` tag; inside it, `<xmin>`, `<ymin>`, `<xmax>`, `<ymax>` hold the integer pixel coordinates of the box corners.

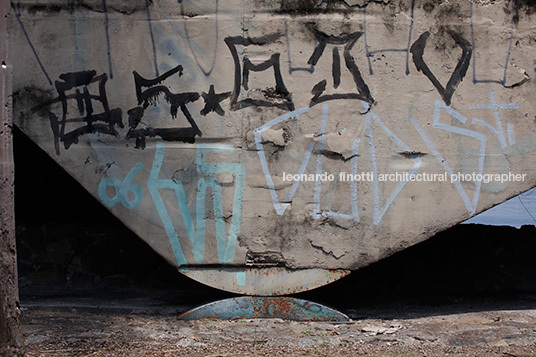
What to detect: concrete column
<box><xmin>0</xmin><ymin>1</ymin><xmax>24</xmax><ymax>356</ymax></box>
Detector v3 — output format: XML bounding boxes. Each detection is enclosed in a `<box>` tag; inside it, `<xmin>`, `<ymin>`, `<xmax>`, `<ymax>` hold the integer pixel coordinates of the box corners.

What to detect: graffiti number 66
<box><xmin>98</xmin><ymin>162</ymin><xmax>144</xmax><ymax>209</ymax></box>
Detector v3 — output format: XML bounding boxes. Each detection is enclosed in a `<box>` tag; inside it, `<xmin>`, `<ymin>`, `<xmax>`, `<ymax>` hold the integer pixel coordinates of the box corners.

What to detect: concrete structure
<box><xmin>1</xmin><ymin>0</ymin><xmax>24</xmax><ymax>354</ymax></box>
<box><xmin>10</xmin><ymin>0</ymin><xmax>536</xmax><ymax>294</ymax></box>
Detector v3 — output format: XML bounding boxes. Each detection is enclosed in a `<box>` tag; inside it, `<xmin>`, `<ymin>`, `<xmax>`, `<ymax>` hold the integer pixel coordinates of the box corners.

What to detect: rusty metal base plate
<box><xmin>178</xmin><ymin>296</ymin><xmax>350</xmax><ymax>322</ymax></box>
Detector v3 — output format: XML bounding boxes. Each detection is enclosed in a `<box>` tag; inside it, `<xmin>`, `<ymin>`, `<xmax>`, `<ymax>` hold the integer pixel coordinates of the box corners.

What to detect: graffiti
<box><xmin>127</xmin><ymin>64</ymin><xmax>201</xmax><ymax>148</ymax></box>
<box><xmin>16</xmin><ymin>5</ymin><xmax>532</xmax><ymax>217</ymax></box>
<box><xmin>100</xmin><ymin>141</ymin><xmax>246</xmax><ymax>266</ymax></box>
<box><xmin>362</xmin><ymin>102</ymin><xmax>422</xmax><ymax>225</ymax></box>
<box><xmin>408</xmin><ymin>90</ymin><xmax>520</xmax><ymax>216</ymax></box>
<box><xmin>200</xmin><ymin>85</ymin><xmax>231</xmax><ymax>116</ymax></box>
<box><xmin>102</xmin><ymin>0</ymin><xmax>113</xmax><ymax>79</ymax></box>
<box><xmin>255</xmin><ymin>107</ymin><xmax>312</xmax><ymax>216</ymax></box>
<box><xmin>11</xmin><ymin>0</ymin><xmax>52</xmax><ymax>85</ymax></box>
<box><xmin>98</xmin><ymin>161</ymin><xmax>144</xmax><ymax>209</ymax></box>
<box><xmin>180</xmin><ymin>0</ymin><xmax>220</xmax><ymax>77</ymax></box>
<box><xmin>13</xmin><ymin>0</ymin><xmax>536</xmax><ymax>273</ymax></box>
<box><xmin>255</xmin><ymin>91</ymin><xmax>519</xmax><ymax>223</ymax></box>
<box><xmin>31</xmin><ymin>64</ymin><xmax>210</xmax><ymax>153</ymax></box>
<box><xmin>224</xmin><ymin>33</ymin><xmax>294</xmax><ymax>111</ymax></box>
<box><xmin>236</xmin><ymin>270</ymin><xmax>246</xmax><ymax>286</ymax></box>
<box><xmin>148</xmin><ymin>0</ymin><xmax>242</xmax><ymax>83</ymax></box>
<box><xmin>196</xmin><ymin>143</ymin><xmax>246</xmax><ymax>264</ymax></box>
<box><xmin>363</xmin><ymin>0</ymin><xmax>415</xmax><ymax>75</ymax></box>
<box><xmin>307</xmin><ymin>28</ymin><xmax>374</xmax><ymax>106</ymax></box>
<box><xmin>26</xmin><ymin>2</ymin><xmax>528</xmax><ymax>142</ymax></box>
<box><xmin>33</xmin><ymin>70</ymin><xmax>123</xmax><ymax>155</ymax></box>
<box><xmin>410</xmin><ymin>31</ymin><xmax>472</xmax><ymax>107</ymax></box>
<box><xmin>147</xmin><ymin>141</ymin><xmax>245</xmax><ymax>266</ymax></box>
<box><xmin>468</xmin><ymin>92</ymin><xmax>519</xmax><ymax>148</ymax></box>
<box><xmin>309</xmin><ymin>104</ymin><xmax>361</xmax><ymax>222</ymax></box>
<box><xmin>470</xmin><ymin>0</ymin><xmax>514</xmax><ymax>85</ymax></box>
<box><xmin>145</xmin><ymin>0</ymin><xmax>160</xmax><ymax>77</ymax></box>
<box><xmin>13</xmin><ymin>0</ymin><xmax>120</xmax><ymax>84</ymax></box>
<box><xmin>411</xmin><ymin>100</ymin><xmax>487</xmax><ymax>216</ymax></box>
<box><xmin>256</xmin><ymin>102</ymin><xmax>420</xmax><ymax>225</ymax></box>
<box><xmin>284</xmin><ymin>18</ymin><xmax>315</xmax><ymax>74</ymax></box>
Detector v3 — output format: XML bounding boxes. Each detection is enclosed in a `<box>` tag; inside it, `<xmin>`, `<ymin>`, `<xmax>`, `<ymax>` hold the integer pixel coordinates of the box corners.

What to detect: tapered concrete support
<box><xmin>9</xmin><ymin>1</ymin><xmax>536</xmax><ymax>296</ymax></box>
<box><xmin>0</xmin><ymin>2</ymin><xmax>24</xmax><ymax>355</ymax></box>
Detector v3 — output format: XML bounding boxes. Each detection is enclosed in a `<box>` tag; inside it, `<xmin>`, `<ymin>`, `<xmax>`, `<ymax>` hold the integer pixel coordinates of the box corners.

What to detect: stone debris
<box><xmin>361</xmin><ymin>323</ymin><xmax>404</xmax><ymax>336</ymax></box>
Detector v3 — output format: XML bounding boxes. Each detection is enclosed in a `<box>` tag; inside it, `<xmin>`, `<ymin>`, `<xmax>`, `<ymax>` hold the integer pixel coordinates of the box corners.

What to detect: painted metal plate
<box><xmin>179</xmin><ymin>267</ymin><xmax>350</xmax><ymax>296</ymax></box>
<box><xmin>178</xmin><ymin>296</ymin><xmax>351</xmax><ymax>322</ymax></box>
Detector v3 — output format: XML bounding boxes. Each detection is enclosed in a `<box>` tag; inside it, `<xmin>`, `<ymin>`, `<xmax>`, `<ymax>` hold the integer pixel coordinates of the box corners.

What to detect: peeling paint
<box><xmin>259</xmin><ymin>128</ymin><xmax>289</xmax><ymax>147</ymax></box>
<box><xmin>324</xmin><ymin>131</ymin><xmax>360</xmax><ymax>160</ymax></box>
<box><xmin>246</xmin><ymin>251</ymin><xmax>286</xmax><ymax>266</ymax></box>
<box><xmin>309</xmin><ymin>236</ymin><xmax>347</xmax><ymax>259</ymax></box>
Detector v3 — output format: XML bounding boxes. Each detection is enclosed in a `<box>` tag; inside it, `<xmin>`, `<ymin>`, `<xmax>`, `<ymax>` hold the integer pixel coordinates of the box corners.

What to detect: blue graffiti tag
<box><xmin>196</xmin><ymin>143</ymin><xmax>246</xmax><ymax>264</ymax></box>
<box><xmin>147</xmin><ymin>141</ymin><xmax>245</xmax><ymax>266</ymax></box>
<box><xmin>98</xmin><ymin>161</ymin><xmax>144</xmax><ymax>209</ymax></box>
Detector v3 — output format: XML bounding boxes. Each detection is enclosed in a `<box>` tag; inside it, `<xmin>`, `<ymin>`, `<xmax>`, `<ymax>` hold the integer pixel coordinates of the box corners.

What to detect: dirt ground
<box><xmin>20</xmin><ymin>291</ymin><xmax>536</xmax><ymax>357</ymax></box>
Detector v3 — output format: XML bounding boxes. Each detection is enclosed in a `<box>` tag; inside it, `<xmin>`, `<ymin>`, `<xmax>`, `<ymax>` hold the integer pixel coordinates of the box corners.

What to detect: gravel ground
<box><xmin>20</xmin><ymin>291</ymin><xmax>536</xmax><ymax>356</ymax></box>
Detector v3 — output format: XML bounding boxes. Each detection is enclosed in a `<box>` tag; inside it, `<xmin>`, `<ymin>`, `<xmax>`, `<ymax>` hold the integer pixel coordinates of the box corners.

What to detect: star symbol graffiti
<box><xmin>200</xmin><ymin>85</ymin><xmax>232</xmax><ymax>116</ymax></box>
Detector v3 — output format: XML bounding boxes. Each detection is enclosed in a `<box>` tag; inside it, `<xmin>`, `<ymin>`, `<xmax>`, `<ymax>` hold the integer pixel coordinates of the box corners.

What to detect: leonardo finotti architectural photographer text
<box><xmin>282</xmin><ymin>172</ymin><xmax>527</xmax><ymax>184</ymax></box>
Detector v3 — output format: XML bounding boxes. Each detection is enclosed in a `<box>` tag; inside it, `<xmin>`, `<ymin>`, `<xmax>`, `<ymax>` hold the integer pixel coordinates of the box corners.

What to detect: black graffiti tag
<box><xmin>410</xmin><ymin>30</ymin><xmax>472</xmax><ymax>106</ymax></box>
<box><xmin>32</xmin><ymin>70</ymin><xmax>123</xmax><ymax>155</ymax></box>
<box><xmin>200</xmin><ymin>85</ymin><xmax>231</xmax><ymax>116</ymax></box>
<box><xmin>224</xmin><ymin>34</ymin><xmax>295</xmax><ymax>111</ymax></box>
<box><xmin>307</xmin><ymin>28</ymin><xmax>374</xmax><ymax>107</ymax></box>
<box><xmin>126</xmin><ymin>65</ymin><xmax>201</xmax><ymax>149</ymax></box>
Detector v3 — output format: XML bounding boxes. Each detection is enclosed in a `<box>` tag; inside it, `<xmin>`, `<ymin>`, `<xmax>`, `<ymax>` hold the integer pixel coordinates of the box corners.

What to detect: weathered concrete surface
<box><xmin>9</xmin><ymin>0</ymin><xmax>536</xmax><ymax>291</ymax></box>
<box><xmin>0</xmin><ymin>0</ymin><xmax>24</xmax><ymax>354</ymax></box>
